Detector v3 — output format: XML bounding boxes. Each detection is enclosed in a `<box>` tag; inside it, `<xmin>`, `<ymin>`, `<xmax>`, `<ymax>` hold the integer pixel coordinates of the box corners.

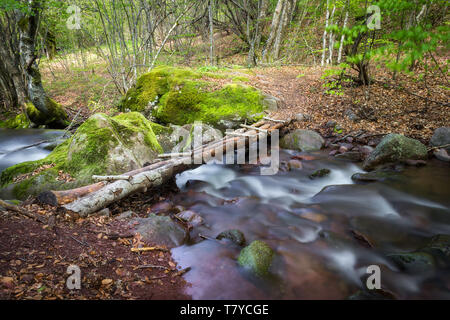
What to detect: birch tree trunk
<box><xmin>326</xmin><ymin>4</ymin><xmax>336</xmax><ymax>65</ymax></box>
<box><xmin>208</xmin><ymin>0</ymin><xmax>215</xmax><ymax>65</ymax></box>
<box><xmin>337</xmin><ymin>10</ymin><xmax>349</xmax><ymax>64</ymax></box>
<box><xmin>262</xmin><ymin>0</ymin><xmax>285</xmax><ymax>62</ymax></box>
<box><xmin>321</xmin><ymin>0</ymin><xmax>330</xmax><ymax>66</ymax></box>
<box><xmin>272</xmin><ymin>0</ymin><xmax>292</xmax><ymax>60</ymax></box>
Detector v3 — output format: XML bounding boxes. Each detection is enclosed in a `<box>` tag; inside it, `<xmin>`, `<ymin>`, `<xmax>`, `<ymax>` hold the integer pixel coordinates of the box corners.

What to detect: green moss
<box><xmin>0</xmin><ymin>113</ymin><xmax>31</xmax><ymax>129</ymax></box>
<box><xmin>0</xmin><ymin>112</ymin><xmax>164</xmax><ymax>199</ymax></box>
<box><xmin>26</xmin><ymin>100</ymin><xmax>69</xmax><ymax>128</ymax></box>
<box><xmin>238</xmin><ymin>240</ymin><xmax>274</xmax><ymax>277</ymax></box>
<box><xmin>120</xmin><ymin>66</ymin><xmax>266</xmax><ymax>128</ymax></box>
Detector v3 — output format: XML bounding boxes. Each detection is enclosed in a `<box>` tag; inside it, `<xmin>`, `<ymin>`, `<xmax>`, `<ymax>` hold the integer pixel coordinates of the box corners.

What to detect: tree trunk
<box><xmin>326</xmin><ymin>4</ymin><xmax>336</xmax><ymax>65</ymax></box>
<box><xmin>321</xmin><ymin>0</ymin><xmax>330</xmax><ymax>66</ymax></box>
<box><xmin>15</xmin><ymin>0</ymin><xmax>68</xmax><ymax>128</ymax></box>
<box><xmin>337</xmin><ymin>10</ymin><xmax>349</xmax><ymax>64</ymax></box>
<box><xmin>262</xmin><ymin>0</ymin><xmax>285</xmax><ymax>62</ymax></box>
<box><xmin>208</xmin><ymin>0</ymin><xmax>215</xmax><ymax>65</ymax></box>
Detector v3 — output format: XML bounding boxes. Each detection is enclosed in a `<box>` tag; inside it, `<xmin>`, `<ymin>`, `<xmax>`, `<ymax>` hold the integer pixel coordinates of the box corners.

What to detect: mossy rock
<box><xmin>217</xmin><ymin>229</ymin><xmax>246</xmax><ymax>246</ymax></box>
<box><xmin>363</xmin><ymin>134</ymin><xmax>427</xmax><ymax>171</ymax></box>
<box><xmin>0</xmin><ymin>112</ymin><xmax>163</xmax><ymax>199</ymax></box>
<box><xmin>238</xmin><ymin>240</ymin><xmax>274</xmax><ymax>277</ymax></box>
<box><xmin>309</xmin><ymin>168</ymin><xmax>331</xmax><ymax>179</ymax></box>
<box><xmin>120</xmin><ymin>66</ymin><xmax>266</xmax><ymax>129</ymax></box>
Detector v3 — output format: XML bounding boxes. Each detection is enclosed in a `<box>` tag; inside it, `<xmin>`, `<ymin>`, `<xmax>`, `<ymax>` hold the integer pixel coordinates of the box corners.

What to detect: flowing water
<box><xmin>0</xmin><ymin>129</ymin><xmax>66</xmax><ymax>173</ymax></box>
<box><xmin>171</xmin><ymin>150</ymin><xmax>450</xmax><ymax>299</ymax></box>
<box><xmin>0</xmin><ymin>130</ymin><xmax>449</xmax><ymax>299</ymax></box>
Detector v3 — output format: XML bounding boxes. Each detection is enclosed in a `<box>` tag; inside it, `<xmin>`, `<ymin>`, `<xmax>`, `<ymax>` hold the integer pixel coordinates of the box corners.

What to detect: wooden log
<box><xmin>38</xmin><ymin>159</ymin><xmax>174</xmax><ymax>206</ymax></box>
<box><xmin>63</xmin><ymin>160</ymin><xmax>189</xmax><ymax>217</ymax></box>
<box><xmin>45</xmin><ymin>121</ymin><xmax>288</xmax><ymax>216</ymax></box>
<box><xmin>37</xmin><ymin>182</ymin><xmax>107</xmax><ymax>206</ymax></box>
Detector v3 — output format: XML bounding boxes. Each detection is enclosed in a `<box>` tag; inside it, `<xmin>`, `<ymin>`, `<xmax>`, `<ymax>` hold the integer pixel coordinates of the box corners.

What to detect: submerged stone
<box><xmin>309</xmin><ymin>168</ymin><xmax>331</xmax><ymax>179</ymax></box>
<box><xmin>387</xmin><ymin>252</ymin><xmax>436</xmax><ymax>273</ymax></box>
<box><xmin>363</xmin><ymin>134</ymin><xmax>428</xmax><ymax>171</ymax></box>
<box><xmin>238</xmin><ymin>240</ymin><xmax>274</xmax><ymax>276</ymax></box>
<box><xmin>216</xmin><ymin>229</ymin><xmax>246</xmax><ymax>246</ymax></box>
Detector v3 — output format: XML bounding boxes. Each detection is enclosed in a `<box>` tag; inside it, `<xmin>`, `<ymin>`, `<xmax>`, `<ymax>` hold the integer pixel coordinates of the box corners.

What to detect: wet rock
<box><xmin>238</xmin><ymin>240</ymin><xmax>274</xmax><ymax>277</ymax></box>
<box><xmin>339</xmin><ymin>142</ymin><xmax>354</xmax><ymax>150</ymax></box>
<box><xmin>424</xmin><ymin>234</ymin><xmax>450</xmax><ymax>258</ymax></box>
<box><xmin>176</xmin><ymin>210</ymin><xmax>204</xmax><ymax>227</ymax></box>
<box><xmin>363</xmin><ymin>134</ymin><xmax>428</xmax><ymax>171</ymax></box>
<box><xmin>430</xmin><ymin>127</ymin><xmax>450</xmax><ymax>152</ymax></box>
<box><xmin>149</xmin><ymin>201</ymin><xmax>173</xmax><ymax>214</ymax></box>
<box><xmin>359</xmin><ymin>145</ymin><xmax>374</xmax><ymax>156</ymax></box>
<box><xmin>280</xmin><ymin>130</ymin><xmax>325</xmax><ymax>152</ymax></box>
<box><xmin>351</xmin><ymin>169</ymin><xmax>399</xmax><ymax>182</ymax></box>
<box><xmin>133</xmin><ymin>214</ymin><xmax>187</xmax><ymax>248</ymax></box>
<box><xmin>403</xmin><ymin>159</ymin><xmax>427</xmax><ymax>166</ymax></box>
<box><xmin>329</xmin><ymin>150</ymin><xmax>338</xmax><ymax>156</ymax></box>
<box><xmin>295</xmin><ymin>113</ymin><xmax>312</xmax><ymax>122</ymax></box>
<box><xmin>387</xmin><ymin>252</ymin><xmax>435</xmax><ymax>273</ymax></box>
<box><xmin>288</xmin><ymin>159</ymin><xmax>303</xmax><ymax>170</ymax></box>
<box><xmin>216</xmin><ymin>229</ymin><xmax>246</xmax><ymax>246</ymax></box>
<box><xmin>433</xmin><ymin>149</ymin><xmax>450</xmax><ymax>162</ymax></box>
<box><xmin>335</xmin><ymin>151</ymin><xmax>363</xmax><ymax>162</ymax></box>
<box><xmin>309</xmin><ymin>168</ymin><xmax>331</xmax><ymax>179</ymax></box>
<box><xmin>117</xmin><ymin>210</ymin><xmax>134</xmax><ymax>220</ymax></box>
<box><xmin>338</xmin><ymin>146</ymin><xmax>348</xmax><ymax>154</ymax></box>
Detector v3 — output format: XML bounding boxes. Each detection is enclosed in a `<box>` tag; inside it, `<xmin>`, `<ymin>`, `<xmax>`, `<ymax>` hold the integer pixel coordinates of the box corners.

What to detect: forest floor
<box><xmin>0</xmin><ymin>182</ymin><xmax>191</xmax><ymax>300</ymax></box>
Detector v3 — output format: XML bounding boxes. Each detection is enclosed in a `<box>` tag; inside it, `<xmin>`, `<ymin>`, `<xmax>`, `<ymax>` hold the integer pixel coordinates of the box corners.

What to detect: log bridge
<box><xmin>38</xmin><ymin>118</ymin><xmax>291</xmax><ymax>217</ymax></box>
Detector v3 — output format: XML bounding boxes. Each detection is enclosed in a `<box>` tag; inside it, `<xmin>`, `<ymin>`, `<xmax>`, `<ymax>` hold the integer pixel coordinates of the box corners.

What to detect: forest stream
<box><xmin>1</xmin><ymin>131</ymin><xmax>449</xmax><ymax>300</ymax></box>
<box><xmin>171</xmin><ymin>150</ymin><xmax>450</xmax><ymax>299</ymax></box>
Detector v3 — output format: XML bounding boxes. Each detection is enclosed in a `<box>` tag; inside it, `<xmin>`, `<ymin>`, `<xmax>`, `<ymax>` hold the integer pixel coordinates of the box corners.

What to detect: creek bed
<box><xmin>171</xmin><ymin>150</ymin><xmax>450</xmax><ymax>299</ymax></box>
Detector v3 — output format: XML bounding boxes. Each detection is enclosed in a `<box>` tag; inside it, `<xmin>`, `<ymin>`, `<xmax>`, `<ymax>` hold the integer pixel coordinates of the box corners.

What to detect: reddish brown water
<box><xmin>171</xmin><ymin>150</ymin><xmax>450</xmax><ymax>299</ymax></box>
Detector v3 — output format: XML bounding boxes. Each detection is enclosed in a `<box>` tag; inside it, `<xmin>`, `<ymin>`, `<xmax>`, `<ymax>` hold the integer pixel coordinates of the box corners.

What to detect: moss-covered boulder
<box><xmin>0</xmin><ymin>112</ymin><xmax>163</xmax><ymax>199</ymax></box>
<box><xmin>363</xmin><ymin>134</ymin><xmax>428</xmax><ymax>171</ymax></box>
<box><xmin>238</xmin><ymin>240</ymin><xmax>274</xmax><ymax>277</ymax></box>
<box><xmin>120</xmin><ymin>66</ymin><xmax>266</xmax><ymax>129</ymax></box>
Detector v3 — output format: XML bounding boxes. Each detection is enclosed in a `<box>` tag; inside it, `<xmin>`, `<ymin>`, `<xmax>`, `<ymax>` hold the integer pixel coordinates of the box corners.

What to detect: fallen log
<box><xmin>40</xmin><ymin>119</ymin><xmax>289</xmax><ymax>216</ymax></box>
